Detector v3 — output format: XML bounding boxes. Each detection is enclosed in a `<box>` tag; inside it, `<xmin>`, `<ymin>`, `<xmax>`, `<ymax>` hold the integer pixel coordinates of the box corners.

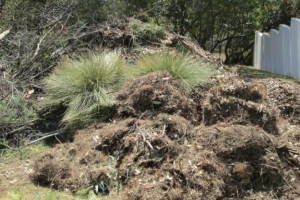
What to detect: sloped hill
<box><xmin>1</xmin><ymin>17</ymin><xmax>299</xmax><ymax>200</ymax></box>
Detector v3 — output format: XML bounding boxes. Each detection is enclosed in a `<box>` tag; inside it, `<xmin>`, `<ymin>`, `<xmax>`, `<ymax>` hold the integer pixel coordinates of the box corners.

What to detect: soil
<box><xmin>27</xmin><ymin>70</ymin><xmax>300</xmax><ymax>199</ymax></box>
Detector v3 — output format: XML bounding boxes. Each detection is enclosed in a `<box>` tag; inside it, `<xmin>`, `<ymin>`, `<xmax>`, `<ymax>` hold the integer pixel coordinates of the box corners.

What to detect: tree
<box><xmin>0</xmin><ymin>0</ymin><xmax>5</xmax><ymax>14</ymax></box>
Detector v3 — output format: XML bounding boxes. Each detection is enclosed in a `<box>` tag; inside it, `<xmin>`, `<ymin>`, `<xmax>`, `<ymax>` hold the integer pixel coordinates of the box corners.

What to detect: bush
<box><xmin>0</xmin><ymin>79</ymin><xmax>37</xmax><ymax>145</ymax></box>
<box><xmin>129</xmin><ymin>18</ymin><xmax>166</xmax><ymax>43</ymax></box>
<box><xmin>0</xmin><ymin>96</ymin><xmax>36</xmax><ymax>126</ymax></box>
<box><xmin>43</xmin><ymin>51</ymin><xmax>126</xmax><ymax>127</ymax></box>
<box><xmin>129</xmin><ymin>51</ymin><xmax>215</xmax><ymax>91</ymax></box>
<box><xmin>1</xmin><ymin>0</ymin><xmax>126</xmax><ymax>29</ymax></box>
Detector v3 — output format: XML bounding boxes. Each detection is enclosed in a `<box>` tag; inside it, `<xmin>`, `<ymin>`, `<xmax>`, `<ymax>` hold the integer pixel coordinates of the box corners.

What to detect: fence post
<box><xmin>291</xmin><ymin>18</ymin><xmax>300</xmax><ymax>80</ymax></box>
<box><xmin>279</xmin><ymin>24</ymin><xmax>292</xmax><ymax>76</ymax></box>
<box><xmin>261</xmin><ymin>33</ymin><xmax>271</xmax><ymax>72</ymax></box>
<box><xmin>254</xmin><ymin>31</ymin><xmax>263</xmax><ymax>70</ymax></box>
<box><xmin>270</xmin><ymin>29</ymin><xmax>280</xmax><ymax>74</ymax></box>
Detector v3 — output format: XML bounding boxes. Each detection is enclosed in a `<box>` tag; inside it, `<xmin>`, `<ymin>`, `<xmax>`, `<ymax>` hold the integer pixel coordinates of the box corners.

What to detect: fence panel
<box><xmin>254</xmin><ymin>18</ymin><xmax>300</xmax><ymax>80</ymax></box>
<box><xmin>279</xmin><ymin>25</ymin><xmax>292</xmax><ymax>76</ymax></box>
<box><xmin>254</xmin><ymin>31</ymin><xmax>263</xmax><ymax>70</ymax></box>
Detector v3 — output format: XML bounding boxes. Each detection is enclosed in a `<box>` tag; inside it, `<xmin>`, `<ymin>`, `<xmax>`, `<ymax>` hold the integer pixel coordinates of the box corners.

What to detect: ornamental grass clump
<box><xmin>129</xmin><ymin>51</ymin><xmax>216</xmax><ymax>91</ymax></box>
<box><xmin>44</xmin><ymin>51</ymin><xmax>125</xmax><ymax>127</ymax></box>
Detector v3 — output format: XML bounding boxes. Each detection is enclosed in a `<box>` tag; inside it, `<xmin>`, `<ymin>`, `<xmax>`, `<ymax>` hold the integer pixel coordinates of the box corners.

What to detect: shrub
<box><xmin>129</xmin><ymin>18</ymin><xmax>166</xmax><ymax>43</ymax></box>
<box><xmin>129</xmin><ymin>51</ymin><xmax>216</xmax><ymax>91</ymax></box>
<box><xmin>0</xmin><ymin>96</ymin><xmax>36</xmax><ymax>126</ymax></box>
<box><xmin>43</xmin><ymin>51</ymin><xmax>125</xmax><ymax>127</ymax></box>
<box><xmin>0</xmin><ymin>79</ymin><xmax>37</xmax><ymax>145</ymax></box>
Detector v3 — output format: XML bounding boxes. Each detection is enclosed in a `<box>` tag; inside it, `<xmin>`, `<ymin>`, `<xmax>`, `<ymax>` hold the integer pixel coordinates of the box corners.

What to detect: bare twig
<box><xmin>30</xmin><ymin>62</ymin><xmax>57</xmax><ymax>80</ymax></box>
<box><xmin>0</xmin><ymin>29</ymin><xmax>10</xmax><ymax>40</ymax></box>
<box><xmin>31</xmin><ymin>25</ymin><xmax>56</xmax><ymax>62</ymax></box>
<box><xmin>24</xmin><ymin>129</ymin><xmax>65</xmax><ymax>146</ymax></box>
<box><xmin>5</xmin><ymin>126</ymin><xmax>29</xmax><ymax>136</ymax></box>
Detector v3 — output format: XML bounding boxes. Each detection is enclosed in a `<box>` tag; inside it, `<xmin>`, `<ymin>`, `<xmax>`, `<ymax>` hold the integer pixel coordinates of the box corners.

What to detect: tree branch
<box><xmin>0</xmin><ymin>29</ymin><xmax>10</xmax><ymax>40</ymax></box>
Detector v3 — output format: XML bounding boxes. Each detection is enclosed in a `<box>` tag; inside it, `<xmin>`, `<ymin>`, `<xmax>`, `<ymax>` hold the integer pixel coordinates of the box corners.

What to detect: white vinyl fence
<box><xmin>254</xmin><ymin>18</ymin><xmax>300</xmax><ymax>80</ymax></box>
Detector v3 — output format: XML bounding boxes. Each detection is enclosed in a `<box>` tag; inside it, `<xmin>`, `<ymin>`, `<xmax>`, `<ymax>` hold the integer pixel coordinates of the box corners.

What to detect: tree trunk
<box><xmin>0</xmin><ymin>0</ymin><xmax>5</xmax><ymax>14</ymax></box>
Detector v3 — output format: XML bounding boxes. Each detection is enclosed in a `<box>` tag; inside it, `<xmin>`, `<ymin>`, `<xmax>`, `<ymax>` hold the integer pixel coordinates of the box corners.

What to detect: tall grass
<box><xmin>44</xmin><ymin>51</ymin><xmax>125</xmax><ymax>126</ymax></box>
<box><xmin>129</xmin><ymin>51</ymin><xmax>216</xmax><ymax>91</ymax></box>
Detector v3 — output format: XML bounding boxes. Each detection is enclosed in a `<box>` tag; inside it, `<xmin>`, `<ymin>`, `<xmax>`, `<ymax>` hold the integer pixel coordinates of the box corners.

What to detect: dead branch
<box><xmin>31</xmin><ymin>25</ymin><xmax>56</xmax><ymax>62</ymax></box>
<box><xmin>172</xmin><ymin>34</ymin><xmax>224</xmax><ymax>68</ymax></box>
<box><xmin>24</xmin><ymin>129</ymin><xmax>65</xmax><ymax>146</ymax></box>
<box><xmin>0</xmin><ymin>29</ymin><xmax>10</xmax><ymax>40</ymax></box>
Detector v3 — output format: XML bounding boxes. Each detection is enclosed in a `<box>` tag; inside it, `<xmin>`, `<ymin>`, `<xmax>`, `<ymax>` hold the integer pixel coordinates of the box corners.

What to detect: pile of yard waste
<box><xmin>30</xmin><ymin>70</ymin><xmax>300</xmax><ymax>200</ymax></box>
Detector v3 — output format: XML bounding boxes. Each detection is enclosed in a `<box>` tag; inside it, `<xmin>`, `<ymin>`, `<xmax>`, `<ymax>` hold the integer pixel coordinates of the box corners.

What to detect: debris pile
<box><xmin>31</xmin><ymin>72</ymin><xmax>300</xmax><ymax>199</ymax></box>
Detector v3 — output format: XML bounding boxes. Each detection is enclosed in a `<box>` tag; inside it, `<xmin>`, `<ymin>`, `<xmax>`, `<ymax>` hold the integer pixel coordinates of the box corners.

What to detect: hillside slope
<box><xmin>1</xmin><ymin>18</ymin><xmax>300</xmax><ymax>200</ymax></box>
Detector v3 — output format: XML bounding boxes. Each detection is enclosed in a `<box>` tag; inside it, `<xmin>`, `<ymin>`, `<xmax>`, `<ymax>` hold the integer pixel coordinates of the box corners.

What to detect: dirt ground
<box><xmin>25</xmin><ymin>70</ymin><xmax>300</xmax><ymax>200</ymax></box>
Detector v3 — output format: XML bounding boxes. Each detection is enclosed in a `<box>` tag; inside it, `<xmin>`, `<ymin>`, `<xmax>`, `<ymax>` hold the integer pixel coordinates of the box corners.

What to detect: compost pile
<box><xmin>31</xmin><ymin>72</ymin><xmax>300</xmax><ymax>200</ymax></box>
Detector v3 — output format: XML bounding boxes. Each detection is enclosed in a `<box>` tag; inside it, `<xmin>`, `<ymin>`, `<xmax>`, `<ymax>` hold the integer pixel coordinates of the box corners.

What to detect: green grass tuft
<box><xmin>129</xmin><ymin>18</ymin><xmax>166</xmax><ymax>43</ymax></box>
<box><xmin>1</xmin><ymin>144</ymin><xmax>51</xmax><ymax>164</ymax></box>
<box><xmin>128</xmin><ymin>51</ymin><xmax>216</xmax><ymax>91</ymax></box>
<box><xmin>43</xmin><ymin>51</ymin><xmax>126</xmax><ymax>127</ymax></box>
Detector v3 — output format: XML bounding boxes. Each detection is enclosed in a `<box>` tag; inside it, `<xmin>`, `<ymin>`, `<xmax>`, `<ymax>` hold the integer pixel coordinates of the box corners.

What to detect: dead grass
<box><xmin>202</xmin><ymin>79</ymin><xmax>279</xmax><ymax>134</ymax></box>
<box><xmin>117</xmin><ymin>71</ymin><xmax>199</xmax><ymax>123</ymax></box>
<box><xmin>0</xmin><ymin>145</ymin><xmax>83</xmax><ymax>200</ymax></box>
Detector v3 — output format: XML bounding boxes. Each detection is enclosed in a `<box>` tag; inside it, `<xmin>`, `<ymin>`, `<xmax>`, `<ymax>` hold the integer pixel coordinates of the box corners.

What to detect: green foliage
<box><xmin>129</xmin><ymin>51</ymin><xmax>215</xmax><ymax>91</ymax></box>
<box><xmin>0</xmin><ymin>79</ymin><xmax>37</xmax><ymax>145</ymax></box>
<box><xmin>0</xmin><ymin>96</ymin><xmax>36</xmax><ymax>126</ymax></box>
<box><xmin>0</xmin><ymin>77</ymin><xmax>42</xmax><ymax>148</ymax></box>
<box><xmin>123</xmin><ymin>0</ymin><xmax>300</xmax><ymax>64</ymax></box>
<box><xmin>43</xmin><ymin>51</ymin><xmax>125</xmax><ymax>127</ymax></box>
<box><xmin>129</xmin><ymin>18</ymin><xmax>166</xmax><ymax>43</ymax></box>
<box><xmin>3</xmin><ymin>190</ymin><xmax>69</xmax><ymax>200</ymax></box>
<box><xmin>1</xmin><ymin>144</ymin><xmax>51</xmax><ymax>164</ymax></box>
<box><xmin>2</xmin><ymin>0</ymin><xmax>300</xmax><ymax>66</ymax></box>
